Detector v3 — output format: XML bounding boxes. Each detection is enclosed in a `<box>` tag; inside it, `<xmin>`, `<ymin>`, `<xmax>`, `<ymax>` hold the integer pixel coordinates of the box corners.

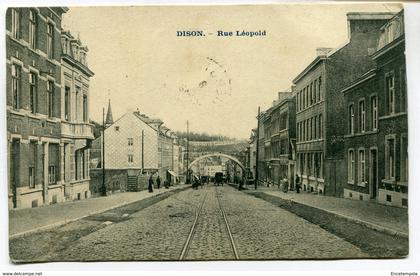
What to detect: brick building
<box><xmin>342</xmin><ymin>10</ymin><xmax>407</xmax><ymax>207</ymax></box>
<box><xmin>256</xmin><ymin>111</ymin><xmax>266</xmax><ymax>185</ymax></box>
<box><xmin>7</xmin><ymin>7</ymin><xmax>69</xmax><ymax>208</ymax></box>
<box><xmin>60</xmin><ymin>30</ymin><xmax>95</xmax><ymax>201</ymax></box>
<box><xmin>294</xmin><ymin>12</ymin><xmax>394</xmax><ymax>196</ymax></box>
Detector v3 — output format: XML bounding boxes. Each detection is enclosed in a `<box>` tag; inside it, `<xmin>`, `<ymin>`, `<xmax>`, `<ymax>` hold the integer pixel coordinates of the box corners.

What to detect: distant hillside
<box><xmin>174</xmin><ymin>131</ymin><xmax>237</xmax><ymax>142</ymax></box>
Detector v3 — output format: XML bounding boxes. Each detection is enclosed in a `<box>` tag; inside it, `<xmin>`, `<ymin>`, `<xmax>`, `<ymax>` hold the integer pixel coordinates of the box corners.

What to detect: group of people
<box><xmin>148</xmin><ymin>173</ymin><xmax>170</xmax><ymax>193</ymax></box>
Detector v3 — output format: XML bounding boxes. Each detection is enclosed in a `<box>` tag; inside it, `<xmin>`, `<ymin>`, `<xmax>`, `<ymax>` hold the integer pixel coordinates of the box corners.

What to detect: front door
<box><xmin>370</xmin><ymin>149</ymin><xmax>378</xmax><ymax>199</ymax></box>
<box><xmin>11</xmin><ymin>140</ymin><xmax>20</xmax><ymax>208</ymax></box>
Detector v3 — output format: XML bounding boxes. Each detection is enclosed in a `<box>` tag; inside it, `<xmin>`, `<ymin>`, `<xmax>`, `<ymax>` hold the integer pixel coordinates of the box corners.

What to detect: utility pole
<box><xmin>141</xmin><ymin>129</ymin><xmax>144</xmax><ymax>172</ymax></box>
<box><xmin>186</xmin><ymin>120</ymin><xmax>190</xmax><ymax>184</ymax></box>
<box><xmin>255</xmin><ymin>106</ymin><xmax>260</xmax><ymax>190</ymax></box>
<box><xmin>102</xmin><ymin>107</ymin><xmax>107</xmax><ymax>196</ymax></box>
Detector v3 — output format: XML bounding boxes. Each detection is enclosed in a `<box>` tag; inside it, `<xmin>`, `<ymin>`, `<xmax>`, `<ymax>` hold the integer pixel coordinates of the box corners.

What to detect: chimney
<box><xmin>316</xmin><ymin>47</ymin><xmax>333</xmax><ymax>57</ymax></box>
<box><xmin>346</xmin><ymin>12</ymin><xmax>395</xmax><ymax>40</ymax></box>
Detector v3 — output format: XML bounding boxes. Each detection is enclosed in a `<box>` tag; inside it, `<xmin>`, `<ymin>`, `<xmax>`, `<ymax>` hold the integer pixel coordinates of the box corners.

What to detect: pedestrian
<box><xmin>156</xmin><ymin>175</ymin><xmax>161</xmax><ymax>189</ymax></box>
<box><xmin>295</xmin><ymin>174</ymin><xmax>301</xmax><ymax>194</ymax></box>
<box><xmin>148</xmin><ymin>174</ymin><xmax>154</xmax><ymax>193</ymax></box>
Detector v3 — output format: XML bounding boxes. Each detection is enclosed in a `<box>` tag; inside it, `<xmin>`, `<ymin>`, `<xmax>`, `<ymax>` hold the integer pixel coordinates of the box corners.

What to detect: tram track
<box><xmin>179</xmin><ymin>190</ymin><xmax>208</xmax><ymax>260</ymax></box>
<box><xmin>179</xmin><ymin>186</ymin><xmax>239</xmax><ymax>261</ymax></box>
<box><xmin>215</xmin><ymin>186</ymin><xmax>239</xmax><ymax>260</ymax></box>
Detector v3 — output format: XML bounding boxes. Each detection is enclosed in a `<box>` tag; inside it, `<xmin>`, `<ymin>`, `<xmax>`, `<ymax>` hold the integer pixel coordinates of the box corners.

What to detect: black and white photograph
<box><xmin>2</xmin><ymin>0</ymin><xmax>419</xmax><ymax>271</ymax></box>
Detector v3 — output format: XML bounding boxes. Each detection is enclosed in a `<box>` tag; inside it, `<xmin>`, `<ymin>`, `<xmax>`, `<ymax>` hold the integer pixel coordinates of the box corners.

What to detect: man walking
<box><xmin>295</xmin><ymin>174</ymin><xmax>301</xmax><ymax>194</ymax></box>
<box><xmin>156</xmin><ymin>175</ymin><xmax>161</xmax><ymax>189</ymax></box>
<box><xmin>148</xmin><ymin>174</ymin><xmax>154</xmax><ymax>193</ymax></box>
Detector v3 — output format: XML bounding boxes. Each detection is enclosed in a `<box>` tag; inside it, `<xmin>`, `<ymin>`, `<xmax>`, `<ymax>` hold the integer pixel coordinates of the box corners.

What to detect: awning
<box><xmin>167</xmin><ymin>170</ymin><xmax>178</xmax><ymax>177</ymax></box>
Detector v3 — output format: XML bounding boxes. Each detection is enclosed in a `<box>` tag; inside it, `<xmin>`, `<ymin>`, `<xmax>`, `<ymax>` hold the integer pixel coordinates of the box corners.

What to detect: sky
<box><xmin>61</xmin><ymin>3</ymin><xmax>402</xmax><ymax>139</ymax></box>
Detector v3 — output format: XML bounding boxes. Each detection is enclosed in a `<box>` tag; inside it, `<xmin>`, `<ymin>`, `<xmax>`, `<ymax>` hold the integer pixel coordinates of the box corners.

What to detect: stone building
<box><xmin>258</xmin><ymin>91</ymin><xmax>297</xmax><ymax>188</ymax></box>
<box><xmin>256</xmin><ymin>111</ymin><xmax>266</xmax><ymax>184</ymax></box>
<box><xmin>245</xmin><ymin>128</ymin><xmax>257</xmax><ymax>181</ymax></box>
<box><xmin>60</xmin><ymin>30</ymin><xmax>95</xmax><ymax>201</ymax></box>
<box><xmin>91</xmin><ymin>108</ymin><xmax>181</xmax><ymax>191</ymax></box>
<box><xmin>294</xmin><ymin>12</ymin><xmax>394</xmax><ymax>196</ymax></box>
<box><xmin>342</xmin><ymin>10</ymin><xmax>407</xmax><ymax>207</ymax></box>
<box><xmin>7</xmin><ymin>7</ymin><xmax>69</xmax><ymax>209</ymax></box>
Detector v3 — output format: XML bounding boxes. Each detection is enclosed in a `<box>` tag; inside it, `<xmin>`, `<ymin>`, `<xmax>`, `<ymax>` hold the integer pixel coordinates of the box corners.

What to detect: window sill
<box><xmin>357</xmin><ymin>182</ymin><xmax>367</xmax><ymax>187</ymax></box>
<box><xmin>347</xmin><ymin>181</ymin><xmax>355</xmax><ymax>185</ymax></box>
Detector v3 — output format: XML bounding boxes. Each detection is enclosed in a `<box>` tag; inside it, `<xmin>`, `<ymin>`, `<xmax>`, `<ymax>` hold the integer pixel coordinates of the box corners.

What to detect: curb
<box><xmin>256</xmin><ymin>191</ymin><xmax>408</xmax><ymax>239</ymax></box>
<box><xmin>9</xmin><ymin>185</ymin><xmax>190</xmax><ymax>240</ymax></box>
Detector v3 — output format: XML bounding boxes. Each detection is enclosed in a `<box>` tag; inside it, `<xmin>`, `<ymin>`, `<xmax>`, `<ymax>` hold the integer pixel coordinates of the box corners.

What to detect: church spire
<box><xmin>105</xmin><ymin>99</ymin><xmax>114</xmax><ymax>126</ymax></box>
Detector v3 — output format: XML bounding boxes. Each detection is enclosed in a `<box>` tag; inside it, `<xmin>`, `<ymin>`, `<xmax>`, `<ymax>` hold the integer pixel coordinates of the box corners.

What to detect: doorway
<box><xmin>10</xmin><ymin>139</ymin><xmax>20</xmax><ymax>208</ymax></box>
<box><xmin>370</xmin><ymin>149</ymin><xmax>378</xmax><ymax>199</ymax></box>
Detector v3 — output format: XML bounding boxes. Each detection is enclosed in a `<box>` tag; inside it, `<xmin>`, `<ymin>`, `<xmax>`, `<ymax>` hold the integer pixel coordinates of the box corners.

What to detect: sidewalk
<box><xmin>250</xmin><ymin>186</ymin><xmax>408</xmax><ymax>238</ymax></box>
<box><xmin>9</xmin><ymin>185</ymin><xmax>188</xmax><ymax>238</ymax></box>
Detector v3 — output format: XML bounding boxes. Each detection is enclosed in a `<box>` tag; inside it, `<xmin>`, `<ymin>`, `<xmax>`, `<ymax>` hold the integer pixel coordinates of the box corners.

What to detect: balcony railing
<box><xmin>62</xmin><ymin>121</ymin><xmax>94</xmax><ymax>139</ymax></box>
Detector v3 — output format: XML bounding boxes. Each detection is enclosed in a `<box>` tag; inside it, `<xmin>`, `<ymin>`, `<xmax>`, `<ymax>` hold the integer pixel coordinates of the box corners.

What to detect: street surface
<box><xmin>10</xmin><ymin>185</ymin><xmax>371</xmax><ymax>262</ymax></box>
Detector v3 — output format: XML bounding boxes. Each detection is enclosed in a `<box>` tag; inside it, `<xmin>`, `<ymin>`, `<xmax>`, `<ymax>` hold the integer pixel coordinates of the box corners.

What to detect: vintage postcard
<box><xmin>6</xmin><ymin>3</ymin><xmax>408</xmax><ymax>262</ymax></box>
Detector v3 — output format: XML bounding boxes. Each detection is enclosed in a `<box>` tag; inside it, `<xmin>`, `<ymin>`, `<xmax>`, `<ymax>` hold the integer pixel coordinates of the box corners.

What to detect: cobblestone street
<box><xmin>10</xmin><ymin>185</ymin><xmax>385</xmax><ymax>262</ymax></box>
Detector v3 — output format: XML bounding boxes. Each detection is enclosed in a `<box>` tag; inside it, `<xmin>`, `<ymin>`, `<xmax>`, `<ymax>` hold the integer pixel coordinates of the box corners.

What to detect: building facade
<box><xmin>60</xmin><ymin>30</ymin><xmax>95</xmax><ymax>201</ymax></box>
<box><xmin>294</xmin><ymin>12</ymin><xmax>394</xmax><ymax>196</ymax></box>
<box><xmin>92</xmin><ymin>109</ymin><xmax>181</xmax><ymax>190</ymax></box>
<box><xmin>342</xmin><ymin>11</ymin><xmax>407</xmax><ymax>207</ymax></box>
<box><xmin>7</xmin><ymin>7</ymin><xmax>69</xmax><ymax>209</ymax></box>
<box><xmin>257</xmin><ymin>92</ymin><xmax>297</xmax><ymax>188</ymax></box>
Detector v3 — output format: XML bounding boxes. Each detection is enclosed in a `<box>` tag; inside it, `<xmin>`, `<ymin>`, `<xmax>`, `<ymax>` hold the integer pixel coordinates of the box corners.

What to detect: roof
<box><xmin>341</xmin><ymin>69</ymin><xmax>377</xmax><ymax>94</ymax></box>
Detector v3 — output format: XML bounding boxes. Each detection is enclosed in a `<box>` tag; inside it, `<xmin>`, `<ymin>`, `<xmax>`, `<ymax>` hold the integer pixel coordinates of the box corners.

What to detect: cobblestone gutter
<box><xmin>249</xmin><ymin>192</ymin><xmax>408</xmax><ymax>258</ymax></box>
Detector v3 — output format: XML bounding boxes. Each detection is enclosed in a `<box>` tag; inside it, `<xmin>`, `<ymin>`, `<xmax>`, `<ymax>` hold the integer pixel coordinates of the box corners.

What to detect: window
<box><xmin>29</xmin><ymin>72</ymin><xmax>37</xmax><ymax>113</ymax></box>
<box><xmin>400</xmin><ymin>68</ymin><xmax>407</xmax><ymax>112</ymax></box>
<box><xmin>386</xmin><ymin>137</ymin><xmax>395</xmax><ymax>179</ymax></box>
<box><xmin>48</xmin><ymin>165</ymin><xmax>56</xmax><ymax>184</ymax></box>
<box><xmin>128</xmin><ymin>154</ymin><xmax>134</xmax><ymax>164</ymax></box>
<box><xmin>300</xmin><ymin>90</ymin><xmax>303</xmax><ymax>111</ymax></box>
<box><xmin>349</xmin><ymin>105</ymin><xmax>354</xmax><ymax>134</ymax></box>
<box><xmin>314</xmin><ymin>79</ymin><xmax>318</xmax><ymax>103</ymax></box>
<box><xmin>306</xmin><ymin>86</ymin><xmax>309</xmax><ymax>107</ymax></box>
<box><xmin>318</xmin><ymin>114</ymin><xmax>323</xmax><ymax>139</ymax></box>
<box><xmin>306</xmin><ymin>119</ymin><xmax>310</xmax><ymax>141</ymax></box>
<box><xmin>314</xmin><ymin>116</ymin><xmax>317</xmax><ymax>139</ymax></box>
<box><xmin>47</xmin><ymin>81</ymin><xmax>54</xmax><ymax>117</ymax></box>
<box><xmin>318</xmin><ymin>77</ymin><xmax>322</xmax><ymax>100</ymax></box>
<box><xmin>11</xmin><ymin>64</ymin><xmax>21</xmax><ymax>109</ymax></box>
<box><xmin>310</xmin><ymin>118</ymin><xmax>313</xmax><ymax>140</ymax></box>
<box><xmin>29</xmin><ymin>10</ymin><xmax>37</xmax><ymax>49</ymax></box>
<box><xmin>115</xmin><ymin>126</ymin><xmax>120</xmax><ymax>131</ymax></box>
<box><xmin>75</xmin><ymin>86</ymin><xmax>80</xmax><ymax>117</ymax></box>
<box><xmin>386</xmin><ymin>73</ymin><xmax>395</xmax><ymax>114</ymax></box>
<box><xmin>401</xmin><ymin>135</ymin><xmax>408</xmax><ymax>182</ymax></box>
<box><xmin>47</xmin><ymin>23</ymin><xmax>54</xmax><ymax>59</ymax></box>
<box><xmin>310</xmin><ymin>83</ymin><xmax>313</xmax><ymax>105</ymax></box>
<box><xmin>83</xmin><ymin>95</ymin><xmax>88</xmax><ymax>122</ymax></box>
<box><xmin>29</xmin><ymin>141</ymin><xmax>37</xmax><ymax>188</ymax></box>
<box><xmin>371</xmin><ymin>96</ymin><xmax>378</xmax><ymax>131</ymax></box>
<box><xmin>359</xmin><ymin>100</ymin><xmax>365</xmax><ymax>133</ymax></box>
<box><xmin>128</xmin><ymin>138</ymin><xmax>134</xmax><ymax>146</ymax></box>
<box><xmin>297</xmin><ymin>92</ymin><xmax>300</xmax><ymax>111</ymax></box>
<box><xmin>358</xmin><ymin>149</ymin><xmax>365</xmax><ymax>183</ymax></box>
<box><xmin>64</xmin><ymin>87</ymin><xmax>70</xmax><ymax>121</ymax></box>
<box><xmin>302</xmin><ymin>88</ymin><xmax>306</xmax><ymax>108</ymax></box>
<box><xmin>348</xmin><ymin>150</ymin><xmax>354</xmax><ymax>182</ymax></box>
<box><xmin>11</xmin><ymin>8</ymin><xmax>20</xmax><ymax>39</ymax></box>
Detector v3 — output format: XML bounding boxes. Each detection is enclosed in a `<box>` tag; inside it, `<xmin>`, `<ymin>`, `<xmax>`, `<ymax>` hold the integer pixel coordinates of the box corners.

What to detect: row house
<box><xmin>93</xmin><ymin>108</ymin><xmax>182</xmax><ymax>191</ymax></box>
<box><xmin>293</xmin><ymin>12</ymin><xmax>394</xmax><ymax>196</ymax></box>
<box><xmin>256</xmin><ymin>111</ymin><xmax>266</xmax><ymax>184</ymax></box>
<box><xmin>257</xmin><ymin>91</ymin><xmax>297</xmax><ymax>188</ymax></box>
<box><xmin>244</xmin><ymin>128</ymin><xmax>257</xmax><ymax>181</ymax></box>
<box><xmin>342</xmin><ymin>11</ymin><xmax>407</xmax><ymax>207</ymax></box>
<box><xmin>60</xmin><ymin>30</ymin><xmax>95</xmax><ymax>201</ymax></box>
<box><xmin>7</xmin><ymin>7</ymin><xmax>69</xmax><ymax>209</ymax></box>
